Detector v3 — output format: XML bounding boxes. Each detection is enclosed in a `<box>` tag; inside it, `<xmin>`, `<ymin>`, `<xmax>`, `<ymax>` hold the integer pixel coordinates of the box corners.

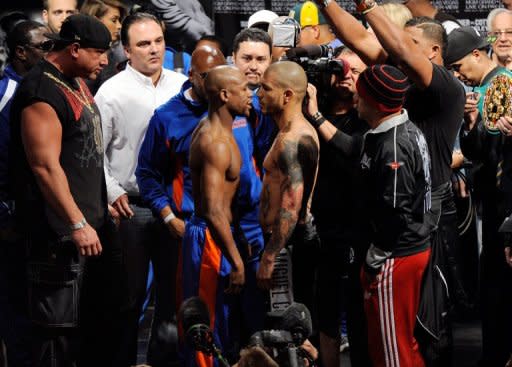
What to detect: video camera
<box><xmin>284</xmin><ymin>45</ymin><xmax>349</xmax><ymax>111</ymax></box>
<box><xmin>248</xmin><ymin>302</ymin><xmax>315</xmax><ymax>367</ymax></box>
<box><xmin>269</xmin><ymin>16</ymin><xmax>301</xmax><ymax>49</ymax></box>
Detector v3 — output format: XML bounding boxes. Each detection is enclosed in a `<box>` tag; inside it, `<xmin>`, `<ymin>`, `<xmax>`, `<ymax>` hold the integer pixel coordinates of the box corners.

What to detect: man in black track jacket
<box><xmin>356</xmin><ymin>64</ymin><xmax>432</xmax><ymax>367</ymax></box>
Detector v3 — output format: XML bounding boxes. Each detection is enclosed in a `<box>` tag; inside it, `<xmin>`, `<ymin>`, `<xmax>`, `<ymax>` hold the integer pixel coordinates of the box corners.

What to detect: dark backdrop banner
<box><xmin>213</xmin><ymin>0</ymin><xmax>502</xmax><ymax>52</ymax></box>
<box><xmin>0</xmin><ymin>0</ymin><xmax>504</xmax><ymax>53</ymax></box>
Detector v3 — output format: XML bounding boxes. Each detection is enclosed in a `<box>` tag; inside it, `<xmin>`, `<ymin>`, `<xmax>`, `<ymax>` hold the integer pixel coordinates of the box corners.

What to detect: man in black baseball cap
<box><xmin>8</xmin><ymin>11</ymin><xmax>118</xmax><ymax>367</ymax></box>
<box><xmin>43</xmin><ymin>13</ymin><xmax>111</xmax><ymax>81</ymax></box>
<box><xmin>445</xmin><ymin>26</ymin><xmax>492</xmax><ymax>86</ymax></box>
<box><xmin>449</xmin><ymin>25</ymin><xmax>512</xmax><ymax>367</ymax></box>
<box><xmin>45</xmin><ymin>13</ymin><xmax>111</xmax><ymax>51</ymax></box>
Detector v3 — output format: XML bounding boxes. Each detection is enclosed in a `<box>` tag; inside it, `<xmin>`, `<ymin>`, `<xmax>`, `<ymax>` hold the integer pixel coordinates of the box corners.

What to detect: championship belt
<box><xmin>483</xmin><ymin>74</ymin><xmax>512</xmax><ymax>134</ymax></box>
<box><xmin>269</xmin><ymin>248</ymin><xmax>294</xmax><ymax>312</ymax></box>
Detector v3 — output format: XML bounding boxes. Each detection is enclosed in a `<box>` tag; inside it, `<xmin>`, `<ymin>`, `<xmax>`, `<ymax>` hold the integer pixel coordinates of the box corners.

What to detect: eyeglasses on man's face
<box><xmin>25</xmin><ymin>40</ymin><xmax>54</xmax><ymax>52</ymax></box>
<box><xmin>488</xmin><ymin>29</ymin><xmax>512</xmax><ymax>42</ymax></box>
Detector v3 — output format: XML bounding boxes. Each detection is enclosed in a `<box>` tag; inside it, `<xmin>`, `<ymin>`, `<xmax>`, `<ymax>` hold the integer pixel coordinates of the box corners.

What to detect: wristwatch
<box><xmin>70</xmin><ymin>217</ymin><xmax>87</xmax><ymax>231</ymax></box>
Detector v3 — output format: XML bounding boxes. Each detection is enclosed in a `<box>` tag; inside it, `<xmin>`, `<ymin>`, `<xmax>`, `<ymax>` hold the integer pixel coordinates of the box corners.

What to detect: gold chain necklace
<box><xmin>43</xmin><ymin>71</ymin><xmax>94</xmax><ymax>114</ymax></box>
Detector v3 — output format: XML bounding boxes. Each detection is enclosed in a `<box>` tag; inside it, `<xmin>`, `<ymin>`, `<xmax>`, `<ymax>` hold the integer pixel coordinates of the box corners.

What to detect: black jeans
<box><xmin>428</xmin><ymin>182</ymin><xmax>470</xmax><ymax>311</ymax></box>
<box><xmin>26</xmin><ymin>220</ymin><xmax>122</xmax><ymax>367</ymax></box>
<box><xmin>116</xmin><ymin>204</ymin><xmax>180</xmax><ymax>367</ymax></box>
<box><xmin>27</xmin><ymin>232</ymin><xmax>83</xmax><ymax>367</ymax></box>
<box><xmin>288</xmin><ymin>219</ymin><xmax>320</xmax><ymax>330</ymax></box>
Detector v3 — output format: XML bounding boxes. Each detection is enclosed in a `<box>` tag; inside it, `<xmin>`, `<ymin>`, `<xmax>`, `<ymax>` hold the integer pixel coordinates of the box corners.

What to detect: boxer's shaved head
<box><xmin>258</xmin><ymin>61</ymin><xmax>308</xmax><ymax>115</ymax></box>
<box><xmin>205</xmin><ymin>65</ymin><xmax>246</xmax><ymax>98</ymax></box>
<box><xmin>205</xmin><ymin>65</ymin><xmax>252</xmax><ymax>116</ymax></box>
<box><xmin>264</xmin><ymin>61</ymin><xmax>307</xmax><ymax>99</ymax></box>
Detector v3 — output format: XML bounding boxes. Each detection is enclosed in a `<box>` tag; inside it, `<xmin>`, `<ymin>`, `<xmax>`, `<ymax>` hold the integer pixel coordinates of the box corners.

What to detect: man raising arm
<box><xmin>316</xmin><ymin>0</ymin><xmax>469</xmax><ymax>330</ymax></box>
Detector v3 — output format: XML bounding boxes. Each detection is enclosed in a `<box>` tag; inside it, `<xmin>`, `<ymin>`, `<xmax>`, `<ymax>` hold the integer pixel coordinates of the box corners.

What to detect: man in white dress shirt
<box><xmin>94</xmin><ymin>12</ymin><xmax>186</xmax><ymax>367</ymax></box>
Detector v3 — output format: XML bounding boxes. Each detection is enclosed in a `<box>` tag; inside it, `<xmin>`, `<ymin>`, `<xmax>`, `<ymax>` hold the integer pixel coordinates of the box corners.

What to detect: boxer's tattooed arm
<box><xmin>266</xmin><ymin>137</ymin><xmax>318</xmax><ymax>255</ymax></box>
<box><xmin>260</xmin><ymin>184</ymin><xmax>271</xmax><ymax>221</ymax></box>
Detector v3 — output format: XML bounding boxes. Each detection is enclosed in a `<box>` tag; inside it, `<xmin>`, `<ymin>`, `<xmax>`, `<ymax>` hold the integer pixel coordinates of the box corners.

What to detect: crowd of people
<box><xmin>1</xmin><ymin>0</ymin><xmax>512</xmax><ymax>366</ymax></box>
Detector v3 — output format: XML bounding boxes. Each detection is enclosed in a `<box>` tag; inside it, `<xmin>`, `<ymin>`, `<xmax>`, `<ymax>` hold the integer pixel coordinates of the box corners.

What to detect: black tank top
<box><xmin>10</xmin><ymin>60</ymin><xmax>107</xmax><ymax>236</ymax></box>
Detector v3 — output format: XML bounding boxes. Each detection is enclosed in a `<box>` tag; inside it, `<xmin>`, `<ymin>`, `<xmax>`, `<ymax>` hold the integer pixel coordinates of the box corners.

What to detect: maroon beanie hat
<box><xmin>356</xmin><ymin>64</ymin><xmax>410</xmax><ymax>113</ymax></box>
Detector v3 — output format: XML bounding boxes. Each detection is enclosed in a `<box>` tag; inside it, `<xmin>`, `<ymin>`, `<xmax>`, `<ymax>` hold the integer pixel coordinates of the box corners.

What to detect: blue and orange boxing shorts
<box><xmin>179</xmin><ymin>215</ymin><xmax>266</xmax><ymax>367</ymax></box>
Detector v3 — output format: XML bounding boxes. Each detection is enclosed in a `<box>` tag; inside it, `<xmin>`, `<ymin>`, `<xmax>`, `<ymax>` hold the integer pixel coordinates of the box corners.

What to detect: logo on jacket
<box><xmin>386</xmin><ymin>161</ymin><xmax>403</xmax><ymax>170</ymax></box>
<box><xmin>232</xmin><ymin>117</ymin><xmax>248</xmax><ymax>129</ymax></box>
<box><xmin>361</xmin><ymin>153</ymin><xmax>371</xmax><ymax>170</ymax></box>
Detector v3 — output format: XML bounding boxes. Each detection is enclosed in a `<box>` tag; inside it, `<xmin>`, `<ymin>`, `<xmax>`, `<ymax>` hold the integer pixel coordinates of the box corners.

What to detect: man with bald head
<box><xmin>256</xmin><ymin>62</ymin><xmax>320</xmax><ymax>314</ymax></box>
<box><xmin>136</xmin><ymin>45</ymin><xmax>225</xmax><ymax>366</ymax></box>
<box><xmin>181</xmin><ymin>65</ymin><xmax>252</xmax><ymax>366</ymax></box>
<box><xmin>140</xmin><ymin>46</ymin><xmax>269</xmax><ymax>365</ymax></box>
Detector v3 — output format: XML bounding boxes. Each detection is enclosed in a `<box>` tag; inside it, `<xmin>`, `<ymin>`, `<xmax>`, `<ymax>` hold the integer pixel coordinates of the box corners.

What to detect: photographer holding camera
<box><xmin>304</xmin><ymin>47</ymin><xmax>371</xmax><ymax>367</ymax></box>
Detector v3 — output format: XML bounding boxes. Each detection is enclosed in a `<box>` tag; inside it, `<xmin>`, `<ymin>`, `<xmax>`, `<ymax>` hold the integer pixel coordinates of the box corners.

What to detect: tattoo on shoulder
<box><xmin>277</xmin><ymin>136</ymin><xmax>319</xmax><ymax>190</ymax></box>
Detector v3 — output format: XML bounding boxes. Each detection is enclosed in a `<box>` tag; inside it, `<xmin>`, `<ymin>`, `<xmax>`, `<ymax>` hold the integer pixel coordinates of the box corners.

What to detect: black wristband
<box><xmin>310</xmin><ymin>111</ymin><xmax>326</xmax><ymax>128</ymax></box>
<box><xmin>313</xmin><ymin>116</ymin><xmax>326</xmax><ymax>128</ymax></box>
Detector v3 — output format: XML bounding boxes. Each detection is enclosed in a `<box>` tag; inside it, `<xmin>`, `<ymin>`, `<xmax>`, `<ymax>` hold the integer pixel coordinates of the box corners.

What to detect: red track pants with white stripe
<box><xmin>362</xmin><ymin>249</ymin><xmax>430</xmax><ymax>367</ymax></box>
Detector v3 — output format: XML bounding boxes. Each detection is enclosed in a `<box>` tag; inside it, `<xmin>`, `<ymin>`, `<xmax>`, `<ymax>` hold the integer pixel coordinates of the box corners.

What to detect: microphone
<box><xmin>178</xmin><ymin>296</ymin><xmax>231</xmax><ymax>367</ymax></box>
<box><xmin>271</xmin><ymin>302</ymin><xmax>313</xmax><ymax>345</ymax></box>
<box><xmin>180</xmin><ymin>296</ymin><xmax>210</xmax><ymax>331</ymax></box>
<box><xmin>178</xmin><ymin>296</ymin><xmax>212</xmax><ymax>353</ymax></box>
<box><xmin>285</xmin><ymin>44</ymin><xmax>331</xmax><ymax>60</ymax></box>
